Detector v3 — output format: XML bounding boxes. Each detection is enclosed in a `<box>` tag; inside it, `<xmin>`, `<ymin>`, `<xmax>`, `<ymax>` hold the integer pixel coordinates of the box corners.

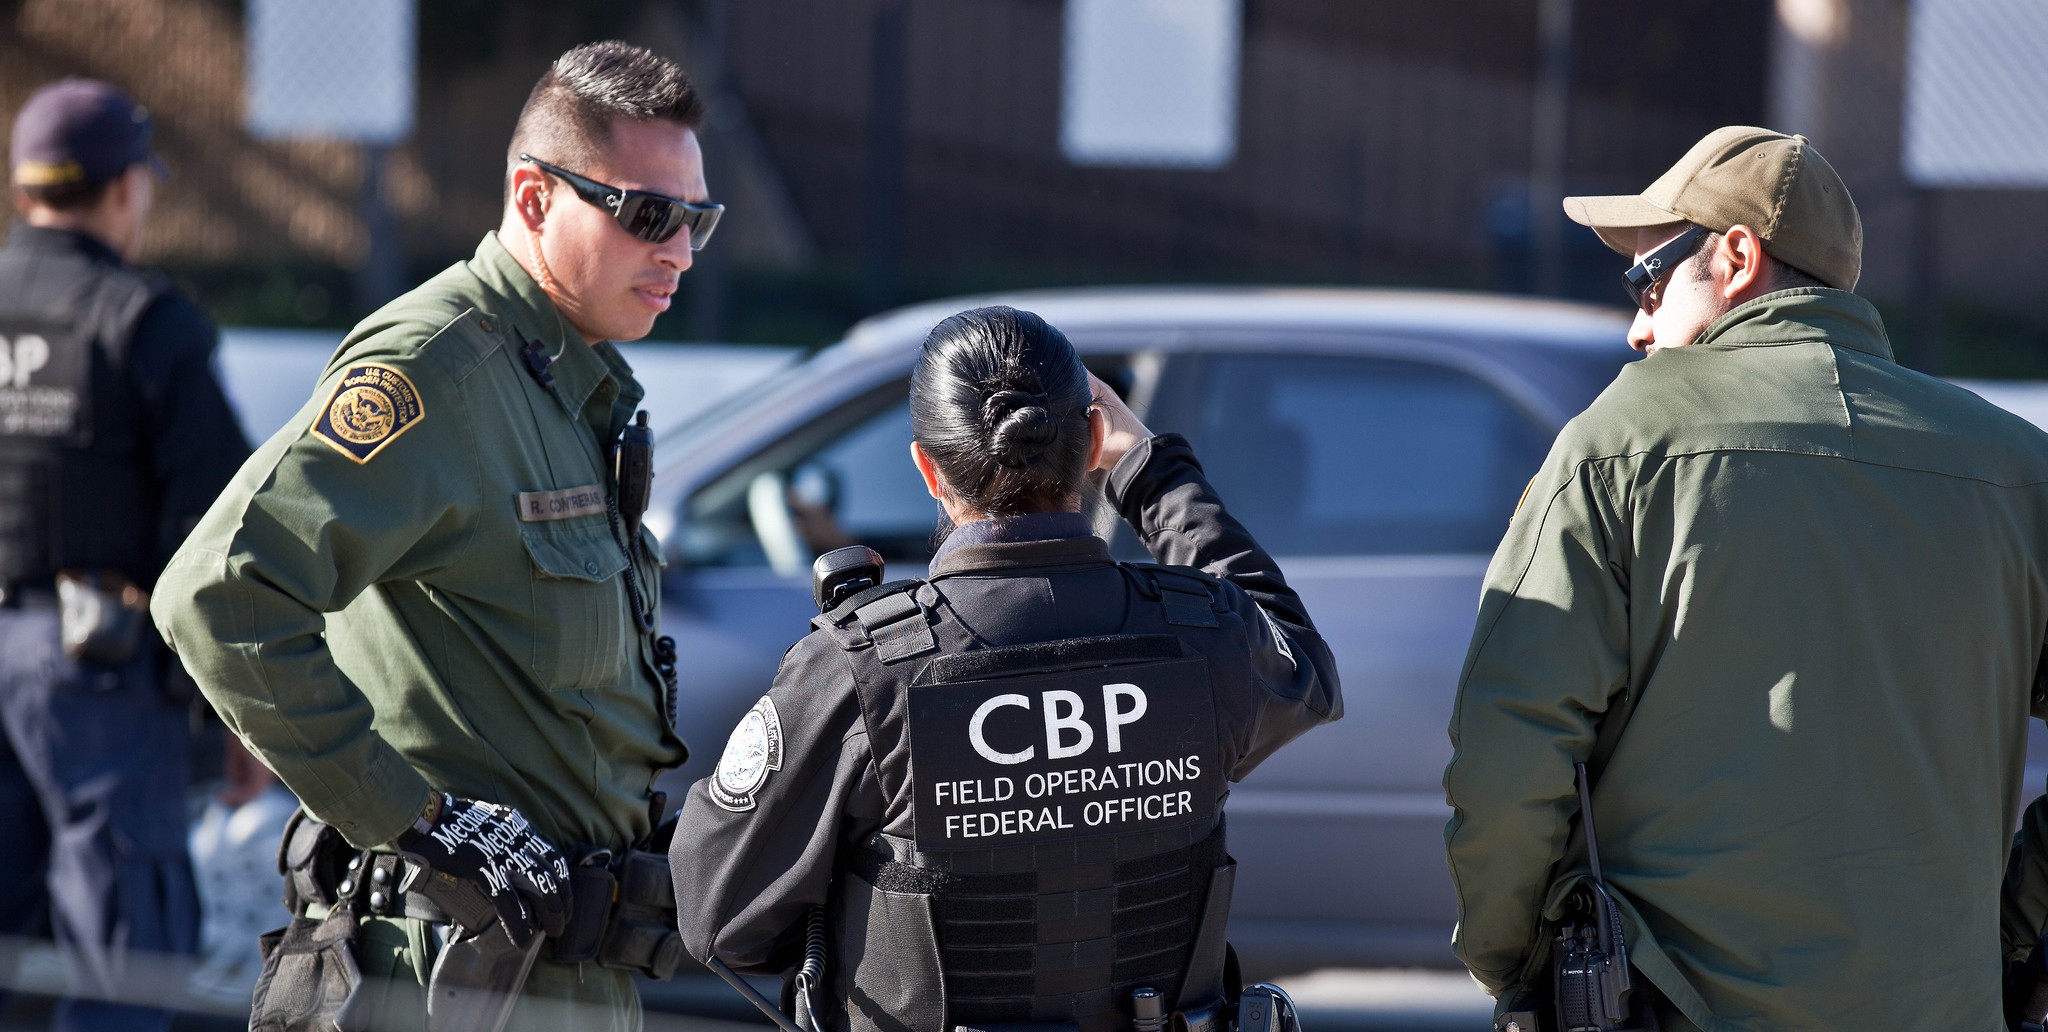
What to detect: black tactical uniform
<box><xmin>671</xmin><ymin>433</ymin><xmax>1341</xmax><ymax>1032</ymax></box>
<box><xmin>0</xmin><ymin>223</ymin><xmax>249</xmax><ymax>1030</ymax></box>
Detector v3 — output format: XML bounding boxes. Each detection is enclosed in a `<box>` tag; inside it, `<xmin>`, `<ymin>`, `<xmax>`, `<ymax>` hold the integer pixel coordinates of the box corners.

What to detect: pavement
<box><xmin>636</xmin><ymin>967</ymin><xmax>1494</xmax><ymax>1032</ymax></box>
<box><xmin>0</xmin><ymin>937</ymin><xmax>1495</xmax><ymax>1032</ymax></box>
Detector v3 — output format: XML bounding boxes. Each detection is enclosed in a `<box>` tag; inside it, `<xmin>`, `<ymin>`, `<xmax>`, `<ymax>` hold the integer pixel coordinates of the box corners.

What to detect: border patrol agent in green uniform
<box><xmin>1444</xmin><ymin>127</ymin><xmax>2048</xmax><ymax>1032</ymax></box>
<box><xmin>150</xmin><ymin>42</ymin><xmax>723</xmax><ymax>1032</ymax></box>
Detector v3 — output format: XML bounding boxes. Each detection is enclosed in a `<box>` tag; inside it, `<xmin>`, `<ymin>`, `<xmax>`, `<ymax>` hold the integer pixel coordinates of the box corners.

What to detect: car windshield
<box><xmin>655</xmin><ymin>344</ymin><xmax>841</xmax><ymax>453</ymax></box>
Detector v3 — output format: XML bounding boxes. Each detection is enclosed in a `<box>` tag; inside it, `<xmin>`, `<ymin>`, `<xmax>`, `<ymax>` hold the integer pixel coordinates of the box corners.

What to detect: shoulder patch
<box><xmin>711</xmin><ymin>696</ymin><xmax>784</xmax><ymax>813</ymax></box>
<box><xmin>309</xmin><ymin>363</ymin><xmax>425</xmax><ymax>463</ymax></box>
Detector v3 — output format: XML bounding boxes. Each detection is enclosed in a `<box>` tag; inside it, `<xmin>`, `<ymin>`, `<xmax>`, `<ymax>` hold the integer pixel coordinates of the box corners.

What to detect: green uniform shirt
<box><xmin>1444</xmin><ymin>288</ymin><xmax>2048</xmax><ymax>1031</ymax></box>
<box><xmin>154</xmin><ymin>233</ymin><xmax>684</xmax><ymax>852</ymax></box>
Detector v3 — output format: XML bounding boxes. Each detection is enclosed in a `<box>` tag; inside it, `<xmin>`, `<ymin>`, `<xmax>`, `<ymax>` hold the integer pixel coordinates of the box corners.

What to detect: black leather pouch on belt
<box><xmin>250</xmin><ymin>907</ymin><xmax>368</xmax><ymax>1032</ymax></box>
<box><xmin>596</xmin><ymin>848</ymin><xmax>685</xmax><ymax>979</ymax></box>
<box><xmin>252</xmin><ymin>809</ymin><xmax>369</xmax><ymax>1032</ymax></box>
<box><xmin>548</xmin><ymin>855</ymin><xmax>618</xmax><ymax>965</ymax></box>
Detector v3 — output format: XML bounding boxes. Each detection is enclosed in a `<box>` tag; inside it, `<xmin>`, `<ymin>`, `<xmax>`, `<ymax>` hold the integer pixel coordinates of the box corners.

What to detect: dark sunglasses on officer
<box><xmin>1622</xmin><ymin>223</ymin><xmax>1709</xmax><ymax>313</ymax></box>
<box><xmin>520</xmin><ymin>154</ymin><xmax>724</xmax><ymax>251</ymax></box>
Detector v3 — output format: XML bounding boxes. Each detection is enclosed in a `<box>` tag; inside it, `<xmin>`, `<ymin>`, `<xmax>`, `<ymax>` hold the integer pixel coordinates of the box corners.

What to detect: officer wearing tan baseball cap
<box><xmin>1566</xmin><ymin>125</ymin><xmax>1861</xmax><ymax>290</ymax></box>
<box><xmin>1450</xmin><ymin>124</ymin><xmax>2048</xmax><ymax>1032</ymax></box>
<box><xmin>1562</xmin><ymin>126</ymin><xmax>1863</xmax><ymax>354</ymax></box>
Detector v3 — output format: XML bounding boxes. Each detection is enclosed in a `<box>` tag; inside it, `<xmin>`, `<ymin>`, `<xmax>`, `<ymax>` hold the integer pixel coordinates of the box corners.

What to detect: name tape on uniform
<box><xmin>309</xmin><ymin>363</ymin><xmax>424</xmax><ymax>464</ymax></box>
<box><xmin>516</xmin><ymin>485</ymin><xmax>607</xmax><ymax>522</ymax></box>
<box><xmin>906</xmin><ymin>656</ymin><xmax>1221</xmax><ymax>851</ymax></box>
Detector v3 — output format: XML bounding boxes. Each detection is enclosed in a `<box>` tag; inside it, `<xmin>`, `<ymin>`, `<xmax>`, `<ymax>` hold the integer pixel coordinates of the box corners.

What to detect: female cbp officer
<box><xmin>669</xmin><ymin>306</ymin><xmax>1341</xmax><ymax>1032</ymax></box>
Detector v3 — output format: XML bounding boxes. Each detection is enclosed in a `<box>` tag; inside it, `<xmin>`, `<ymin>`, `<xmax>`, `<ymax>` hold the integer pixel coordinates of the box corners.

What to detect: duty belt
<box><xmin>278</xmin><ymin>808</ymin><xmax>685</xmax><ymax>980</ymax></box>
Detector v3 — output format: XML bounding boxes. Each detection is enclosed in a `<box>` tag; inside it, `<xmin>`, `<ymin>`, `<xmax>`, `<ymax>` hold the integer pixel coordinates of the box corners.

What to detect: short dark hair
<box><xmin>1682</xmin><ymin>229</ymin><xmax>1718</xmax><ymax>284</ymax></box>
<box><xmin>910</xmin><ymin>306</ymin><xmax>1095</xmax><ymax>517</ymax></box>
<box><xmin>17</xmin><ymin>178</ymin><xmax>114</xmax><ymax>213</ymax></box>
<box><xmin>505</xmin><ymin>41</ymin><xmax>706</xmax><ymax>197</ymax></box>
<box><xmin>1767</xmin><ymin>260</ymin><xmax>1829</xmax><ymax>291</ymax></box>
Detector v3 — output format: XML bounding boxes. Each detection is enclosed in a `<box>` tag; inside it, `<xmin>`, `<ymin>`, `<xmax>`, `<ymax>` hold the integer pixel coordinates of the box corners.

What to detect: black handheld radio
<box><xmin>615</xmin><ymin>411</ymin><xmax>654</xmax><ymax>539</ymax></box>
<box><xmin>811</xmin><ymin>545</ymin><xmax>885</xmax><ymax>612</ymax></box>
<box><xmin>1549</xmin><ymin>762</ymin><xmax>1657</xmax><ymax>1032</ymax></box>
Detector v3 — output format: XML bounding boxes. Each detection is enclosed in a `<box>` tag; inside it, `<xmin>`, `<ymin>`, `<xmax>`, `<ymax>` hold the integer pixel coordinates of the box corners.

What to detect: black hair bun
<box><xmin>985</xmin><ymin>389</ymin><xmax>1058</xmax><ymax>467</ymax></box>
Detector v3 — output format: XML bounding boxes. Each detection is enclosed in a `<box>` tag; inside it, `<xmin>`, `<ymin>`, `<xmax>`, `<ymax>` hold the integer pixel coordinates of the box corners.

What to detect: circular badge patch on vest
<box><xmin>309</xmin><ymin>363</ymin><xmax>424</xmax><ymax>464</ymax></box>
<box><xmin>712</xmin><ymin>695</ymin><xmax>783</xmax><ymax>813</ymax></box>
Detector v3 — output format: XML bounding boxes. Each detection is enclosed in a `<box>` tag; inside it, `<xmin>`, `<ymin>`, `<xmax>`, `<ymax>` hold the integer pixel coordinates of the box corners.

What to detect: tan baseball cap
<box><xmin>1562</xmin><ymin>125</ymin><xmax>1863</xmax><ymax>290</ymax></box>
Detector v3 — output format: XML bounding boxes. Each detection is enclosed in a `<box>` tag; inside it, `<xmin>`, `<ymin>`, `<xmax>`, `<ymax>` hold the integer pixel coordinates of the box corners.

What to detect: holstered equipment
<box><xmin>54</xmin><ymin>568</ymin><xmax>146</xmax><ymax>664</ymax></box>
<box><xmin>422</xmin><ymin>920</ymin><xmax>544</xmax><ymax>1032</ymax></box>
<box><xmin>1496</xmin><ymin>765</ymin><xmax>1658</xmax><ymax>1032</ymax></box>
<box><xmin>812</xmin><ymin>564</ymin><xmax>1240</xmax><ymax>1032</ymax></box>
<box><xmin>1233</xmin><ymin>983</ymin><xmax>1304</xmax><ymax>1032</ymax></box>
<box><xmin>249</xmin><ymin>906</ymin><xmax>369</xmax><ymax>1032</ymax></box>
<box><xmin>257</xmin><ymin>807</ymin><xmax>684</xmax><ymax>1032</ymax></box>
<box><xmin>253</xmin><ymin>809</ymin><xmax>372</xmax><ymax>1032</ymax></box>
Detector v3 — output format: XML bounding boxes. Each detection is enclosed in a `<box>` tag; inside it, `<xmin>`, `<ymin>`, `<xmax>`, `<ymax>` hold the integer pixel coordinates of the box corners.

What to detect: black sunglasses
<box><xmin>520</xmin><ymin>154</ymin><xmax>723</xmax><ymax>250</ymax></box>
<box><xmin>1622</xmin><ymin>224</ymin><xmax>1708</xmax><ymax>312</ymax></box>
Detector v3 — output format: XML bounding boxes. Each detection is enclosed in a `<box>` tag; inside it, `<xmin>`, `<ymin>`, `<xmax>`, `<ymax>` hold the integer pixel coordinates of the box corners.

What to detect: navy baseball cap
<box><xmin>10</xmin><ymin>78</ymin><xmax>164</xmax><ymax>188</ymax></box>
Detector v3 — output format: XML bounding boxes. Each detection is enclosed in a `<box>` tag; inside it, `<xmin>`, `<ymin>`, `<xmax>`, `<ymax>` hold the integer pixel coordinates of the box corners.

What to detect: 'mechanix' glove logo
<box><xmin>394</xmin><ymin>794</ymin><xmax>572</xmax><ymax>946</ymax></box>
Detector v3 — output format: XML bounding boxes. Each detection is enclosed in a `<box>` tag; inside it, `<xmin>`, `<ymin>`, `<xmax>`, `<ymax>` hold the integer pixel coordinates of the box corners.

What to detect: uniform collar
<box><xmin>465</xmin><ymin>232</ymin><xmax>637</xmax><ymax>415</ymax></box>
<box><xmin>929</xmin><ymin>516</ymin><xmax>1111</xmax><ymax>578</ymax></box>
<box><xmin>1689</xmin><ymin>287</ymin><xmax>1894</xmax><ymax>361</ymax></box>
<box><xmin>4</xmin><ymin>222</ymin><xmax>123</xmax><ymax>267</ymax></box>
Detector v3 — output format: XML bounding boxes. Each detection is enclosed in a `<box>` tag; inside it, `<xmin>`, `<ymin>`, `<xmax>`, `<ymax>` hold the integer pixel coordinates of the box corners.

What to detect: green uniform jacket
<box><xmin>153</xmin><ymin>233</ymin><xmax>685</xmax><ymax>852</ymax></box>
<box><xmin>1444</xmin><ymin>288</ymin><xmax>2048</xmax><ymax>1032</ymax></box>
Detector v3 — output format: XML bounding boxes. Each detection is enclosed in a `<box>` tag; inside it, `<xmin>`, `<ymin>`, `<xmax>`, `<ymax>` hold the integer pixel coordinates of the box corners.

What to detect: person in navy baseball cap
<box><xmin>1</xmin><ymin>76</ymin><xmax>251</xmax><ymax>1032</ymax></box>
<box><xmin>10</xmin><ymin>78</ymin><xmax>166</xmax><ymax>259</ymax></box>
<box><xmin>11</xmin><ymin>77</ymin><xmax>163</xmax><ymax>186</ymax></box>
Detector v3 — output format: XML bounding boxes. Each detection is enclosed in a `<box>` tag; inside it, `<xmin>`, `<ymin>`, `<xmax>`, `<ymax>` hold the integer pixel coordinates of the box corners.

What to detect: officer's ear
<box><xmin>910</xmin><ymin>440</ymin><xmax>947</xmax><ymax>502</ymax></box>
<box><xmin>10</xmin><ymin>187</ymin><xmax>29</xmax><ymax>218</ymax></box>
<box><xmin>509</xmin><ymin>164</ymin><xmax>551</xmax><ymax>231</ymax></box>
<box><xmin>1717</xmin><ymin>224</ymin><xmax>1771</xmax><ymax>302</ymax></box>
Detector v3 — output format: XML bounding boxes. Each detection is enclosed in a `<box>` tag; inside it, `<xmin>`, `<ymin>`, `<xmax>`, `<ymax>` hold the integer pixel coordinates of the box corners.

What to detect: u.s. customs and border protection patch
<box><xmin>712</xmin><ymin>696</ymin><xmax>783</xmax><ymax>812</ymax></box>
<box><xmin>310</xmin><ymin>363</ymin><xmax>424</xmax><ymax>463</ymax></box>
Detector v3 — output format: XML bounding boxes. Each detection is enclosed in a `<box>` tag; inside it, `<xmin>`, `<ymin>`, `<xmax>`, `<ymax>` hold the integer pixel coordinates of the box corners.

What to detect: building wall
<box><xmin>46</xmin><ymin>0</ymin><xmax>2023</xmax><ymax>349</ymax></box>
<box><xmin>1766</xmin><ymin>0</ymin><xmax>2048</xmax><ymax>366</ymax></box>
<box><xmin>727</xmin><ymin>0</ymin><xmax>1774</xmax><ymax>289</ymax></box>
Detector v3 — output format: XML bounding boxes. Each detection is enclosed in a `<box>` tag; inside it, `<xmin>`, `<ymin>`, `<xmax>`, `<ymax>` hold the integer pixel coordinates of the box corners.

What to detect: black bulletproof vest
<box><xmin>817</xmin><ymin>564</ymin><xmax>1240</xmax><ymax>1032</ymax></box>
<box><xmin>0</xmin><ymin>231</ymin><xmax>162</xmax><ymax>588</ymax></box>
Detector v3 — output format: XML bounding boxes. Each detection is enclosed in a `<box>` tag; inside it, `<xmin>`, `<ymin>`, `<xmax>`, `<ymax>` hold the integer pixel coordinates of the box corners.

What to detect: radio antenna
<box><xmin>1575</xmin><ymin>762</ymin><xmax>1604</xmax><ymax>885</ymax></box>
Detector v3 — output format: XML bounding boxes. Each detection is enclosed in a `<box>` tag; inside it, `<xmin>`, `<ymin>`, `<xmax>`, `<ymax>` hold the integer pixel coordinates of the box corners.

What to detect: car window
<box><xmin>1183</xmin><ymin>353</ymin><xmax>1549</xmax><ymax>556</ymax></box>
<box><xmin>799</xmin><ymin>397</ymin><xmax>934</xmax><ymax>558</ymax></box>
<box><xmin>682</xmin><ymin>355</ymin><xmax>1142</xmax><ymax>573</ymax></box>
<box><xmin>681</xmin><ymin>388</ymin><xmax>933</xmax><ymax>570</ymax></box>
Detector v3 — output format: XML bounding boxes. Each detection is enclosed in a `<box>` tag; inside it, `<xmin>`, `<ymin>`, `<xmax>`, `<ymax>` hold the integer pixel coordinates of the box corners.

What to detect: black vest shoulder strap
<box><xmin>812</xmin><ymin>578</ymin><xmax>940</xmax><ymax>663</ymax></box>
<box><xmin>1121</xmin><ymin>562</ymin><xmax>1223</xmax><ymax>629</ymax></box>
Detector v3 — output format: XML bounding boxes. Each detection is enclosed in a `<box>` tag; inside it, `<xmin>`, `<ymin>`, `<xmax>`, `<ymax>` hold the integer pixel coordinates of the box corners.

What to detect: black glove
<box><xmin>391</xmin><ymin>792</ymin><xmax>572</xmax><ymax>948</ymax></box>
